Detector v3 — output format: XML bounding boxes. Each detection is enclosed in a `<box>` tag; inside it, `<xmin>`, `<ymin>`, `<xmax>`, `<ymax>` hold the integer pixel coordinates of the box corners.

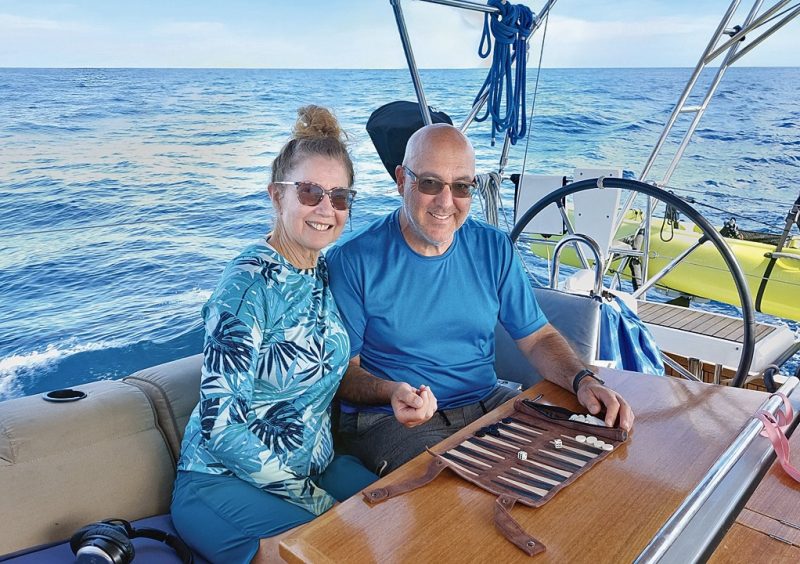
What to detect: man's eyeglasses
<box><xmin>402</xmin><ymin>166</ymin><xmax>476</xmax><ymax>199</ymax></box>
<box><xmin>273</xmin><ymin>181</ymin><xmax>356</xmax><ymax>211</ymax></box>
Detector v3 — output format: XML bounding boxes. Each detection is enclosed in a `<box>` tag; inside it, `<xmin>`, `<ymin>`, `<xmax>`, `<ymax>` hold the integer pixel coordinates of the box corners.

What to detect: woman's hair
<box><xmin>270</xmin><ymin>105</ymin><xmax>354</xmax><ymax>188</ymax></box>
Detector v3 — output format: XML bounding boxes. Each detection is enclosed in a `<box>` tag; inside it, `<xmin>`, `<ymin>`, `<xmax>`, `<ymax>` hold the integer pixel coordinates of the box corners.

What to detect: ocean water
<box><xmin>1</xmin><ymin>67</ymin><xmax>799</xmax><ymax>400</ymax></box>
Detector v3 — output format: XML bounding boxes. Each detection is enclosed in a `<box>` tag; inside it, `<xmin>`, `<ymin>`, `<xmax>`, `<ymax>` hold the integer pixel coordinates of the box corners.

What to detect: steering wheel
<box><xmin>509</xmin><ymin>177</ymin><xmax>756</xmax><ymax>387</ymax></box>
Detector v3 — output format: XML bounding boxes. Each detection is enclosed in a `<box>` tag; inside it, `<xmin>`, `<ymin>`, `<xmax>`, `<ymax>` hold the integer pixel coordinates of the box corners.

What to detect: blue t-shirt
<box><xmin>326</xmin><ymin>209</ymin><xmax>547</xmax><ymax>410</ymax></box>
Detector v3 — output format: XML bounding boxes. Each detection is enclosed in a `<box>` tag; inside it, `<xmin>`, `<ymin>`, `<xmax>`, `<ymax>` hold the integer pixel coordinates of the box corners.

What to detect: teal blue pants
<box><xmin>171</xmin><ymin>455</ymin><xmax>377</xmax><ymax>563</ymax></box>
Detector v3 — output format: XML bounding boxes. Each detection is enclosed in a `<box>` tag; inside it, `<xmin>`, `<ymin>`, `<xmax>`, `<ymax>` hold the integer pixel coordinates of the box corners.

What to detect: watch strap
<box><xmin>572</xmin><ymin>369</ymin><xmax>604</xmax><ymax>393</ymax></box>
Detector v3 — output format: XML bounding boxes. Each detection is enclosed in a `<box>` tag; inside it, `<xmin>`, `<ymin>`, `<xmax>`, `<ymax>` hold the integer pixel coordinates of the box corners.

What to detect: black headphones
<box><xmin>69</xmin><ymin>518</ymin><xmax>193</xmax><ymax>563</ymax></box>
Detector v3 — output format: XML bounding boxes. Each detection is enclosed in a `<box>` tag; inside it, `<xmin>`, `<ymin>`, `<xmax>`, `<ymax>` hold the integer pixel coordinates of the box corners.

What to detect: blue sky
<box><xmin>0</xmin><ymin>1</ymin><xmax>797</xmax><ymax>68</ymax></box>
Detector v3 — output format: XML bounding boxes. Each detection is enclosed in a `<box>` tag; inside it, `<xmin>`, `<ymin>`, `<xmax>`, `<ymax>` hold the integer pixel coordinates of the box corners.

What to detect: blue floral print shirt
<box><xmin>177</xmin><ymin>239</ymin><xmax>350</xmax><ymax>515</ymax></box>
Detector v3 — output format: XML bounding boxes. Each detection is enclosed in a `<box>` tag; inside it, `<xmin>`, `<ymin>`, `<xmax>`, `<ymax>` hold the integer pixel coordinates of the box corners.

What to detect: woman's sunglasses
<box><xmin>273</xmin><ymin>181</ymin><xmax>356</xmax><ymax>211</ymax></box>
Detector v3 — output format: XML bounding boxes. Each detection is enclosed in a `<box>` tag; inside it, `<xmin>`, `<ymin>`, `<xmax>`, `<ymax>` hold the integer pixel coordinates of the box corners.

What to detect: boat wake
<box><xmin>0</xmin><ymin>328</ymin><xmax>204</xmax><ymax>400</ymax></box>
<box><xmin>0</xmin><ymin>341</ymin><xmax>117</xmax><ymax>400</ymax></box>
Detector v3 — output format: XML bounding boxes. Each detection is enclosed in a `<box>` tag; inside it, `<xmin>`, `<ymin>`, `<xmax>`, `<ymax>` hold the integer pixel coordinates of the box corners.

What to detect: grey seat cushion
<box><xmin>123</xmin><ymin>354</ymin><xmax>204</xmax><ymax>463</ymax></box>
<box><xmin>494</xmin><ymin>287</ymin><xmax>602</xmax><ymax>388</ymax></box>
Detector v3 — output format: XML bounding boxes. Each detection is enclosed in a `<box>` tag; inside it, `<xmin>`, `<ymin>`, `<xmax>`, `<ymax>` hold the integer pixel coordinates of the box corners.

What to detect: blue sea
<box><xmin>1</xmin><ymin>67</ymin><xmax>799</xmax><ymax>400</ymax></box>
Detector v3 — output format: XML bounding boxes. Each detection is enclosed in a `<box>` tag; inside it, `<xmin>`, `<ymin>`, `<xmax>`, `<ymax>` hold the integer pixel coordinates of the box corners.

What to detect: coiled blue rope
<box><xmin>473</xmin><ymin>0</ymin><xmax>536</xmax><ymax>145</ymax></box>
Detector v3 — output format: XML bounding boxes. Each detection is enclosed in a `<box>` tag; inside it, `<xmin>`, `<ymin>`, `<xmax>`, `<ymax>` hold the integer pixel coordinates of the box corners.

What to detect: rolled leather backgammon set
<box><xmin>363</xmin><ymin>398</ymin><xmax>629</xmax><ymax>556</ymax></box>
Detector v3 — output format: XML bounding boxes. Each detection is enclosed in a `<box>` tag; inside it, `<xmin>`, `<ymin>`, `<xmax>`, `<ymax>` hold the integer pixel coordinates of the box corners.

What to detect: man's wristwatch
<box><xmin>572</xmin><ymin>368</ymin><xmax>604</xmax><ymax>393</ymax></box>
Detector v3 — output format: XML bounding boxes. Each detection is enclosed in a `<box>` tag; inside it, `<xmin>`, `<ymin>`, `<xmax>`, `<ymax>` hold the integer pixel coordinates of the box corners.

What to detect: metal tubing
<box><xmin>391</xmin><ymin>0</ymin><xmax>432</xmax><ymax>125</ymax></box>
<box><xmin>534</xmin><ymin>0</ymin><xmax>560</xmax><ymax>30</ymax></box>
<box><xmin>767</xmin><ymin>251</ymin><xmax>800</xmax><ymax>262</ymax></box>
<box><xmin>660</xmin><ymin>354</ymin><xmax>703</xmax><ymax>382</ymax></box>
<box><xmin>461</xmin><ymin>94</ymin><xmax>488</xmax><ymax>132</ymax></box>
<box><xmin>641</xmin><ymin>197</ymin><xmax>653</xmax><ymax>297</ymax></box>
<box><xmin>557</xmin><ymin>204</ymin><xmax>591</xmax><ymax>270</ymax></box>
<box><xmin>705</xmin><ymin>0</ymin><xmax>790</xmax><ymax>62</ymax></box>
<box><xmin>609</xmin><ymin>255</ymin><xmax>625</xmax><ymax>290</ymax></box>
<box><xmin>728</xmin><ymin>6</ymin><xmax>800</xmax><ymax>65</ymax></box>
<box><xmin>638</xmin><ymin>0</ymin><xmax>741</xmax><ymax>182</ymax></box>
<box><xmin>518</xmin><ymin>240</ymin><xmax>644</xmax><ymax>260</ymax></box>
<box><xmin>660</xmin><ymin>0</ymin><xmax>764</xmax><ymax>187</ymax></box>
<box><xmin>608</xmin><ymin>246</ymin><xmax>645</xmax><ymax>258</ymax></box>
<box><xmin>635</xmin><ymin>377</ymin><xmax>800</xmax><ymax>563</ymax></box>
<box><xmin>611</xmin><ymin>193</ymin><xmax>637</xmax><ymax>243</ymax></box>
<box><xmin>498</xmin><ymin>132</ymin><xmax>512</xmax><ymax>176</ymax></box>
<box><xmin>611</xmin><ymin>188</ymin><xmax>646</xmax><ymax>250</ymax></box>
<box><xmin>550</xmin><ymin>234</ymin><xmax>604</xmax><ymax>295</ymax></box>
<box><xmin>632</xmin><ymin>238</ymin><xmax>707</xmax><ymax>299</ymax></box>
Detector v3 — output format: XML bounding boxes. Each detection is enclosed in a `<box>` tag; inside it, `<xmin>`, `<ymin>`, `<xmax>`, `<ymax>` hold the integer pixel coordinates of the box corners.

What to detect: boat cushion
<box><xmin>123</xmin><ymin>354</ymin><xmax>203</xmax><ymax>462</ymax></box>
<box><xmin>494</xmin><ymin>287</ymin><xmax>602</xmax><ymax>388</ymax></box>
<box><xmin>0</xmin><ymin>514</ymin><xmax>210</xmax><ymax>563</ymax></box>
<box><xmin>0</xmin><ymin>380</ymin><xmax>176</xmax><ymax>556</ymax></box>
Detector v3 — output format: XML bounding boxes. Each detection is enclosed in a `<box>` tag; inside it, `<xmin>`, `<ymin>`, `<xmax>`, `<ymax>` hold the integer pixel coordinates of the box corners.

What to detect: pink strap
<box><xmin>758</xmin><ymin>391</ymin><xmax>791</xmax><ymax>437</ymax></box>
<box><xmin>757</xmin><ymin>392</ymin><xmax>800</xmax><ymax>483</ymax></box>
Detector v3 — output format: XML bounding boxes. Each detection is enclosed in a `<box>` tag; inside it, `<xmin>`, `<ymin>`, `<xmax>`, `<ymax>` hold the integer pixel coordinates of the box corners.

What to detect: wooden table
<box><xmin>710</xmin><ymin>425</ymin><xmax>800</xmax><ymax>562</ymax></box>
<box><xmin>280</xmin><ymin>369</ymin><xmax>790</xmax><ymax>563</ymax></box>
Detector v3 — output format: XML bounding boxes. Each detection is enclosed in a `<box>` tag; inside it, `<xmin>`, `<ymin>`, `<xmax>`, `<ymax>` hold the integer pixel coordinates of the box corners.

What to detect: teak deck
<box><xmin>637</xmin><ymin>300</ymin><xmax>776</xmax><ymax>343</ymax></box>
<box><xmin>280</xmin><ymin>369</ymin><xmax>791</xmax><ymax>563</ymax></box>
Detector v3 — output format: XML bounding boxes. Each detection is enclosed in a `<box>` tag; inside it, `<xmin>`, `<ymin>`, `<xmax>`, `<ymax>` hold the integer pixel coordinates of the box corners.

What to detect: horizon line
<box><xmin>2</xmin><ymin>65</ymin><xmax>800</xmax><ymax>71</ymax></box>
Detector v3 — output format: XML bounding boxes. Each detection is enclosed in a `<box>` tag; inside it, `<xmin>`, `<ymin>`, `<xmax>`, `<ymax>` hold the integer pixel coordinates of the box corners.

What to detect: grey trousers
<box><xmin>336</xmin><ymin>385</ymin><xmax>519</xmax><ymax>476</ymax></box>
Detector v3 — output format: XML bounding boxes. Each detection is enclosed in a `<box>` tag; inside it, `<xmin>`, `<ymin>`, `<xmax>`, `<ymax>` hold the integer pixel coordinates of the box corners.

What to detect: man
<box><xmin>327</xmin><ymin>123</ymin><xmax>633</xmax><ymax>476</ymax></box>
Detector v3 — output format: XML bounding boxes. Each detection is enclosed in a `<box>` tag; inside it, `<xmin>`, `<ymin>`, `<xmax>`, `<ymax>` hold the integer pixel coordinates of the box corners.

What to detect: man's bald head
<box><xmin>402</xmin><ymin>123</ymin><xmax>475</xmax><ymax>171</ymax></box>
<box><xmin>394</xmin><ymin>123</ymin><xmax>476</xmax><ymax>256</ymax></box>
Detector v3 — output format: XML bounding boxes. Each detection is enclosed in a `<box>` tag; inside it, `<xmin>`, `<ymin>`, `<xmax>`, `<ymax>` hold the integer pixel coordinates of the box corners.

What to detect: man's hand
<box><xmin>390</xmin><ymin>383</ymin><xmax>438</xmax><ymax>428</ymax></box>
<box><xmin>514</xmin><ymin>325</ymin><xmax>635</xmax><ymax>431</ymax></box>
<box><xmin>576</xmin><ymin>378</ymin><xmax>634</xmax><ymax>431</ymax></box>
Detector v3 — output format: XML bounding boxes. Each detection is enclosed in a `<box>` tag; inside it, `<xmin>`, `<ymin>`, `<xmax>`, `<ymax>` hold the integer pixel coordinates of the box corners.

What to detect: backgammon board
<box><xmin>364</xmin><ymin>398</ymin><xmax>629</xmax><ymax>555</ymax></box>
<box><xmin>437</xmin><ymin>398</ymin><xmax>628</xmax><ymax>507</ymax></box>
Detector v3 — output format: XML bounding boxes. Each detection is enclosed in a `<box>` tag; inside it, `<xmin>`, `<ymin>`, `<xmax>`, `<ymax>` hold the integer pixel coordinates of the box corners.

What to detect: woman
<box><xmin>171</xmin><ymin>106</ymin><xmax>376</xmax><ymax>563</ymax></box>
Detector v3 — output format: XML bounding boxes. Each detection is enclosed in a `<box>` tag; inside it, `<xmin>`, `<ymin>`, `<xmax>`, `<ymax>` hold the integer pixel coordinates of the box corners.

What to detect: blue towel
<box><xmin>599</xmin><ymin>296</ymin><xmax>665</xmax><ymax>375</ymax></box>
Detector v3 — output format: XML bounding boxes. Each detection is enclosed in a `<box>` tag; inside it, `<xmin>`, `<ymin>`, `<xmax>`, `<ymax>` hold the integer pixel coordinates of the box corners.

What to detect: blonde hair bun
<box><xmin>271</xmin><ymin>105</ymin><xmax>354</xmax><ymax>185</ymax></box>
<box><xmin>293</xmin><ymin>105</ymin><xmax>346</xmax><ymax>142</ymax></box>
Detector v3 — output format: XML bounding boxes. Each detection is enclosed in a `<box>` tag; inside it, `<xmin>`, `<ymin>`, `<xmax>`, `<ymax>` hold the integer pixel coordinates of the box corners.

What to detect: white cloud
<box><xmin>540</xmin><ymin>14</ymin><xmax>799</xmax><ymax>67</ymax></box>
<box><xmin>0</xmin><ymin>12</ymin><xmax>92</xmax><ymax>32</ymax></box>
<box><xmin>0</xmin><ymin>3</ymin><xmax>798</xmax><ymax>68</ymax></box>
<box><xmin>152</xmin><ymin>21</ymin><xmax>228</xmax><ymax>36</ymax></box>
<box><xmin>130</xmin><ymin>2</ymin><xmax>491</xmax><ymax>69</ymax></box>
<box><xmin>549</xmin><ymin>15</ymin><xmax>714</xmax><ymax>41</ymax></box>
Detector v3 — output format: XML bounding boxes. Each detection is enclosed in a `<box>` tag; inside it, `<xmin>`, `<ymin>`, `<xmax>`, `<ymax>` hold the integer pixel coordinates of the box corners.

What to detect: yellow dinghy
<box><xmin>530</xmin><ymin>211</ymin><xmax>800</xmax><ymax>322</ymax></box>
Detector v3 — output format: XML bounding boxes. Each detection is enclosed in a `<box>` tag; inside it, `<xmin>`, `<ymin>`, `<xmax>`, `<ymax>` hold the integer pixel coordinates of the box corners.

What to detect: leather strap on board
<box><xmin>494</xmin><ymin>495</ymin><xmax>546</xmax><ymax>556</ymax></box>
<box><xmin>362</xmin><ymin>457</ymin><xmax>448</xmax><ymax>504</ymax></box>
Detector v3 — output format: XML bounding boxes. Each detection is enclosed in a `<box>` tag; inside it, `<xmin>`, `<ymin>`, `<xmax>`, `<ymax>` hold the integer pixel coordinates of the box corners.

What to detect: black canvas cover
<box><xmin>366</xmin><ymin>101</ymin><xmax>452</xmax><ymax>181</ymax></box>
